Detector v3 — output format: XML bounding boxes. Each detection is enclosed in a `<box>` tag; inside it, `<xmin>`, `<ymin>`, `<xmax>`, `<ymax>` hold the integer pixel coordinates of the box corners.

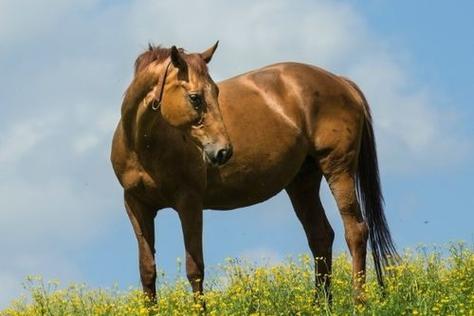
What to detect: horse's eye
<box><xmin>188</xmin><ymin>93</ymin><xmax>202</xmax><ymax>111</ymax></box>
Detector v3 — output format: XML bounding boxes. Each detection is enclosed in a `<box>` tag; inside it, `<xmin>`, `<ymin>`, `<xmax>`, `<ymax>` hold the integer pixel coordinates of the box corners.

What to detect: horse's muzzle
<box><xmin>205</xmin><ymin>144</ymin><xmax>233</xmax><ymax>166</ymax></box>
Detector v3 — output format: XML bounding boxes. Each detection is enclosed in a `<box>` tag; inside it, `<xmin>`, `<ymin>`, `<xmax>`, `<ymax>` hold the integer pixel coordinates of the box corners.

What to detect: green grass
<box><xmin>1</xmin><ymin>244</ymin><xmax>473</xmax><ymax>315</ymax></box>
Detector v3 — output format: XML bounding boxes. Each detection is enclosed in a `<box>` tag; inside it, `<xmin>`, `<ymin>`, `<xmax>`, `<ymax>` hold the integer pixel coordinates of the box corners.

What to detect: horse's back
<box><xmin>219</xmin><ymin>61</ymin><xmax>364</xmax><ymax>133</ymax></box>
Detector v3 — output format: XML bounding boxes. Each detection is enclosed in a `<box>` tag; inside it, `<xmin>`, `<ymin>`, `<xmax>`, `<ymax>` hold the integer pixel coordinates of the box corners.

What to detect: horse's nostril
<box><xmin>216</xmin><ymin>149</ymin><xmax>227</xmax><ymax>164</ymax></box>
<box><xmin>216</xmin><ymin>146</ymin><xmax>232</xmax><ymax>165</ymax></box>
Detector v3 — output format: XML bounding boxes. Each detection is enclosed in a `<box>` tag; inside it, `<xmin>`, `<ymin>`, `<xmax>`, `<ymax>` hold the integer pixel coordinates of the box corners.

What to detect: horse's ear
<box><xmin>200</xmin><ymin>41</ymin><xmax>219</xmax><ymax>64</ymax></box>
<box><xmin>170</xmin><ymin>45</ymin><xmax>186</xmax><ymax>71</ymax></box>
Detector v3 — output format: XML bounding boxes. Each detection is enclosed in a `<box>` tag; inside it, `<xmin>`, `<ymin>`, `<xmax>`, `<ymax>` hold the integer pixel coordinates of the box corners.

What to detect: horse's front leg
<box><xmin>176</xmin><ymin>194</ymin><xmax>205</xmax><ymax>298</ymax></box>
<box><xmin>124</xmin><ymin>192</ymin><xmax>157</xmax><ymax>301</ymax></box>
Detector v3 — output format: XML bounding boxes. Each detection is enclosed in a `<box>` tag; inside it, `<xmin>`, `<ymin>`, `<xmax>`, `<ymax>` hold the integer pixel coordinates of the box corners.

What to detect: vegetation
<box><xmin>2</xmin><ymin>244</ymin><xmax>473</xmax><ymax>316</ymax></box>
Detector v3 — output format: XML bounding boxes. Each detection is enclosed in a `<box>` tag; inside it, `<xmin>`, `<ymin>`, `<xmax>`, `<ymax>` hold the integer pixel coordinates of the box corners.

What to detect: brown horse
<box><xmin>111</xmin><ymin>42</ymin><xmax>398</xmax><ymax>303</ymax></box>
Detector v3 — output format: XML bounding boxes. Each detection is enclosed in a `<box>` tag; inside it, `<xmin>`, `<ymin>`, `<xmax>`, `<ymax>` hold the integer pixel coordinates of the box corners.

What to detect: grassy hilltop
<box><xmin>1</xmin><ymin>244</ymin><xmax>473</xmax><ymax>316</ymax></box>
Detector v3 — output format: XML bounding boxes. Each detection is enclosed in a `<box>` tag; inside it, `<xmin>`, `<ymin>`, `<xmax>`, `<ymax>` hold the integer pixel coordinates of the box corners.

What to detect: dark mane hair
<box><xmin>134</xmin><ymin>44</ymin><xmax>208</xmax><ymax>76</ymax></box>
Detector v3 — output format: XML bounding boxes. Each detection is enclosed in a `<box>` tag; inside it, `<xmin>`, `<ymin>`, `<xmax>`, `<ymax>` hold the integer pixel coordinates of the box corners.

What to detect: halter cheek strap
<box><xmin>152</xmin><ymin>61</ymin><xmax>172</xmax><ymax>112</ymax></box>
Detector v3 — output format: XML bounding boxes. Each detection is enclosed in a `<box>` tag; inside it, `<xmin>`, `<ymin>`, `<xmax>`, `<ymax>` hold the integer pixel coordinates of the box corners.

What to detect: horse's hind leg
<box><xmin>124</xmin><ymin>192</ymin><xmax>157</xmax><ymax>301</ymax></box>
<box><xmin>285</xmin><ymin>158</ymin><xmax>335</xmax><ymax>300</ymax></box>
<box><xmin>318</xmin><ymin>143</ymin><xmax>369</xmax><ymax>302</ymax></box>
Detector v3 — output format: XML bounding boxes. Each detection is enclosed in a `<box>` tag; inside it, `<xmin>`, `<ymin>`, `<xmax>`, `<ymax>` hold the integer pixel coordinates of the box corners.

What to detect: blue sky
<box><xmin>1</xmin><ymin>0</ymin><xmax>473</xmax><ymax>307</ymax></box>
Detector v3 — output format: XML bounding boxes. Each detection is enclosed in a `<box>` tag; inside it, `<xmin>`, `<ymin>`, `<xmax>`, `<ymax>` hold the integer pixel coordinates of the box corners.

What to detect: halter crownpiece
<box><xmin>152</xmin><ymin>60</ymin><xmax>172</xmax><ymax>112</ymax></box>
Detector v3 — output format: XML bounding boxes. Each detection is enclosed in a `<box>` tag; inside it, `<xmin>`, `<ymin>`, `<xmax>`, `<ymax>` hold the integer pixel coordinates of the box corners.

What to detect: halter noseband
<box><xmin>152</xmin><ymin>60</ymin><xmax>172</xmax><ymax>112</ymax></box>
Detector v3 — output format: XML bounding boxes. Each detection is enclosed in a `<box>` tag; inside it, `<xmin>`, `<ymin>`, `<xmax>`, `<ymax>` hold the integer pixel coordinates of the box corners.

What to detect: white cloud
<box><xmin>73</xmin><ymin>134</ymin><xmax>100</xmax><ymax>154</ymax></box>
<box><xmin>0</xmin><ymin>0</ymin><xmax>98</xmax><ymax>47</ymax></box>
<box><xmin>0</xmin><ymin>120</ymin><xmax>51</xmax><ymax>164</ymax></box>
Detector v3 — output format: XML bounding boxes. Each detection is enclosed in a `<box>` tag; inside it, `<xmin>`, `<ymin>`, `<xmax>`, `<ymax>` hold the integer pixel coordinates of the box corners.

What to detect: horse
<box><xmin>110</xmin><ymin>42</ymin><xmax>398</xmax><ymax>304</ymax></box>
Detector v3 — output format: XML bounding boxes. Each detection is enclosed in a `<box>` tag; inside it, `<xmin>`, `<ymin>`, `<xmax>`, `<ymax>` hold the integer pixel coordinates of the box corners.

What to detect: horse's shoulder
<box><xmin>111</xmin><ymin>121</ymin><xmax>142</xmax><ymax>190</ymax></box>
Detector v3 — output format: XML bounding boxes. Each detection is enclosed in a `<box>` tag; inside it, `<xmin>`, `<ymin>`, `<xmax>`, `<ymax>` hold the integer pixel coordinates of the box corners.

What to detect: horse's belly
<box><xmin>203</xmin><ymin>137</ymin><xmax>307</xmax><ymax>210</ymax></box>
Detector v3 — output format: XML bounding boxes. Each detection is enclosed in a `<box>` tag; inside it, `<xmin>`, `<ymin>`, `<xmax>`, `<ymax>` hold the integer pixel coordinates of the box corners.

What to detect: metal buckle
<box><xmin>151</xmin><ymin>100</ymin><xmax>161</xmax><ymax>111</ymax></box>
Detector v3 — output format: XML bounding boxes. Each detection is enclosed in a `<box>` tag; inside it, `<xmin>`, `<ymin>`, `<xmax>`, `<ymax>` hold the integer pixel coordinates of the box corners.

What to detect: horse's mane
<box><xmin>134</xmin><ymin>44</ymin><xmax>208</xmax><ymax>76</ymax></box>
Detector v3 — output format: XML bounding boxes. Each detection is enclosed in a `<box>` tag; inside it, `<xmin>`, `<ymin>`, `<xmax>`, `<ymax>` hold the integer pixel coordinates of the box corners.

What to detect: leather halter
<box><xmin>151</xmin><ymin>61</ymin><xmax>172</xmax><ymax>112</ymax></box>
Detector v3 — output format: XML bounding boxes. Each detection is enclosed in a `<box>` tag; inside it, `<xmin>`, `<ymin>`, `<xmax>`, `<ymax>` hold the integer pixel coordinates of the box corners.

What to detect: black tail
<box><xmin>344</xmin><ymin>78</ymin><xmax>399</xmax><ymax>287</ymax></box>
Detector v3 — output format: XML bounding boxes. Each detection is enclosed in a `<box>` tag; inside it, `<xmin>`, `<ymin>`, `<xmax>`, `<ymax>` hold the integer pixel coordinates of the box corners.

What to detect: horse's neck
<box><xmin>131</xmin><ymin>89</ymin><xmax>182</xmax><ymax>165</ymax></box>
<box><xmin>120</xmin><ymin>63</ymin><xmax>195</xmax><ymax>173</ymax></box>
<box><xmin>121</xmin><ymin>63</ymin><xmax>165</xmax><ymax>149</ymax></box>
<box><xmin>132</xmin><ymin>93</ymin><xmax>172</xmax><ymax>158</ymax></box>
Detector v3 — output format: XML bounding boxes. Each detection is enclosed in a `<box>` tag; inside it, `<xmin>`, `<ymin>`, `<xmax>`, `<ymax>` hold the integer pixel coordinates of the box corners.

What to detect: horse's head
<box><xmin>154</xmin><ymin>42</ymin><xmax>232</xmax><ymax>166</ymax></box>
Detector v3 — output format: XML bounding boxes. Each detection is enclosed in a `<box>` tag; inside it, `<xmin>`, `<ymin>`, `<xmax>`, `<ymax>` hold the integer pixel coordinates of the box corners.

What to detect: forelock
<box><xmin>134</xmin><ymin>44</ymin><xmax>209</xmax><ymax>77</ymax></box>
